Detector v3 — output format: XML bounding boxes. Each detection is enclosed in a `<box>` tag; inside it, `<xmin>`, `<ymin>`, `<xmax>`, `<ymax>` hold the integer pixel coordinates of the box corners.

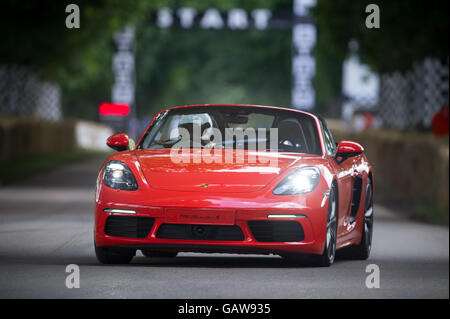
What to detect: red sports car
<box><xmin>94</xmin><ymin>104</ymin><xmax>374</xmax><ymax>266</ymax></box>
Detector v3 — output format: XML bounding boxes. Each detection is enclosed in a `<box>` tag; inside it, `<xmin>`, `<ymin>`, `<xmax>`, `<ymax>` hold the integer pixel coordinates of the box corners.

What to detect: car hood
<box><xmin>135</xmin><ymin>149</ymin><xmax>318</xmax><ymax>193</ymax></box>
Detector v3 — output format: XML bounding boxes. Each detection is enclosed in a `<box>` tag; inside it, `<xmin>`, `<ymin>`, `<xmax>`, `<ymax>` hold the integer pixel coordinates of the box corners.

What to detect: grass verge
<box><xmin>413</xmin><ymin>201</ymin><xmax>449</xmax><ymax>226</ymax></box>
<box><xmin>0</xmin><ymin>149</ymin><xmax>110</xmax><ymax>185</ymax></box>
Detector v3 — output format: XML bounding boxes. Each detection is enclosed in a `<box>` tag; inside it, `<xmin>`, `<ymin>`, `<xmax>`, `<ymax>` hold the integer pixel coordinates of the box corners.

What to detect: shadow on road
<box><xmin>0</xmin><ymin>249</ymin><xmax>415</xmax><ymax>269</ymax></box>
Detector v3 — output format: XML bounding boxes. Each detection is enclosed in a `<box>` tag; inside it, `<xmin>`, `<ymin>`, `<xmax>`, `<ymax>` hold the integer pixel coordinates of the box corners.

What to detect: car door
<box><xmin>318</xmin><ymin>117</ymin><xmax>354</xmax><ymax>238</ymax></box>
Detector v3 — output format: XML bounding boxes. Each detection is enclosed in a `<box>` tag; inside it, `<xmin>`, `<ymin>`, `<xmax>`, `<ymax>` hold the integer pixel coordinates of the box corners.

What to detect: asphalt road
<box><xmin>0</xmin><ymin>157</ymin><xmax>448</xmax><ymax>298</ymax></box>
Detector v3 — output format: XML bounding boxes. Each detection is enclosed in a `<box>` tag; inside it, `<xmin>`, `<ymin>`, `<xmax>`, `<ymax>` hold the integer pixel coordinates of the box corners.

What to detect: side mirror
<box><xmin>106</xmin><ymin>134</ymin><xmax>129</xmax><ymax>152</ymax></box>
<box><xmin>335</xmin><ymin>140</ymin><xmax>364</xmax><ymax>163</ymax></box>
<box><xmin>337</xmin><ymin>140</ymin><xmax>364</xmax><ymax>155</ymax></box>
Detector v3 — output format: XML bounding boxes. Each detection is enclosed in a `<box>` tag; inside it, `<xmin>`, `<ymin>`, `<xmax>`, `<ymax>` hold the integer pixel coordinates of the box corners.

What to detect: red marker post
<box><xmin>432</xmin><ymin>105</ymin><xmax>449</xmax><ymax>137</ymax></box>
<box><xmin>98</xmin><ymin>102</ymin><xmax>131</xmax><ymax>132</ymax></box>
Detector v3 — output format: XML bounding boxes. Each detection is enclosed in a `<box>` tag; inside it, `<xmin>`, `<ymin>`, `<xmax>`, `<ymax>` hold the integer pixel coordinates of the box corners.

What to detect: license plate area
<box><xmin>165</xmin><ymin>208</ymin><xmax>235</xmax><ymax>225</ymax></box>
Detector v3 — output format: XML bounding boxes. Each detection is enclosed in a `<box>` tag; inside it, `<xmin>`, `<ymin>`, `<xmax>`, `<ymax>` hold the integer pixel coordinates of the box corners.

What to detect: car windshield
<box><xmin>138</xmin><ymin>106</ymin><xmax>322</xmax><ymax>155</ymax></box>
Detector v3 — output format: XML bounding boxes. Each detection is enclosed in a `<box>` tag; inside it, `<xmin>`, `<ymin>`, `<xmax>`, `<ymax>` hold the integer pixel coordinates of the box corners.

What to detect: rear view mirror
<box><xmin>106</xmin><ymin>134</ymin><xmax>129</xmax><ymax>152</ymax></box>
<box><xmin>335</xmin><ymin>140</ymin><xmax>364</xmax><ymax>164</ymax></box>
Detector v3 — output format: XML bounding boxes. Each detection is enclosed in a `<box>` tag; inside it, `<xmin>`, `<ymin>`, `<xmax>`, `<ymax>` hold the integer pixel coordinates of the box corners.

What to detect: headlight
<box><xmin>273</xmin><ymin>167</ymin><xmax>320</xmax><ymax>195</ymax></box>
<box><xmin>103</xmin><ymin>160</ymin><xmax>138</xmax><ymax>191</ymax></box>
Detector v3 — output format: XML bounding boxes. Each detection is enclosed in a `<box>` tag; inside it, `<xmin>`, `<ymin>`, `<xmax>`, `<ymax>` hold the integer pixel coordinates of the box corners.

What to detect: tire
<box><xmin>340</xmin><ymin>178</ymin><xmax>374</xmax><ymax>260</ymax></box>
<box><xmin>313</xmin><ymin>184</ymin><xmax>338</xmax><ymax>267</ymax></box>
<box><xmin>95</xmin><ymin>245</ymin><xmax>134</xmax><ymax>264</ymax></box>
<box><xmin>141</xmin><ymin>249</ymin><xmax>178</xmax><ymax>258</ymax></box>
<box><xmin>283</xmin><ymin>185</ymin><xmax>338</xmax><ymax>267</ymax></box>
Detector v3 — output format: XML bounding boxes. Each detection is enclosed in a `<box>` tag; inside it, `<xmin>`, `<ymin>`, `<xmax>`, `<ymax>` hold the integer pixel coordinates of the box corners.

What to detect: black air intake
<box><xmin>157</xmin><ymin>224</ymin><xmax>245</xmax><ymax>241</ymax></box>
<box><xmin>350</xmin><ymin>176</ymin><xmax>363</xmax><ymax>223</ymax></box>
<box><xmin>104</xmin><ymin>216</ymin><xmax>154</xmax><ymax>238</ymax></box>
<box><xmin>248</xmin><ymin>220</ymin><xmax>305</xmax><ymax>242</ymax></box>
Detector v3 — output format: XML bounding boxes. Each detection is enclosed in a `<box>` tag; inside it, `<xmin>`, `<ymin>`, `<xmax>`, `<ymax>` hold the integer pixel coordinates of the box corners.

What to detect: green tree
<box><xmin>314</xmin><ymin>0</ymin><xmax>449</xmax><ymax>73</ymax></box>
<box><xmin>135</xmin><ymin>27</ymin><xmax>292</xmax><ymax>117</ymax></box>
<box><xmin>1</xmin><ymin>0</ymin><xmax>150</xmax><ymax>118</ymax></box>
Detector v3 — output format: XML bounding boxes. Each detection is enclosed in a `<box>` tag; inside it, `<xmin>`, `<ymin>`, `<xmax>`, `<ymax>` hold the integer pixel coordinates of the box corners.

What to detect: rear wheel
<box><xmin>141</xmin><ymin>249</ymin><xmax>178</xmax><ymax>258</ymax></box>
<box><xmin>95</xmin><ymin>245</ymin><xmax>134</xmax><ymax>264</ymax></box>
<box><xmin>340</xmin><ymin>179</ymin><xmax>374</xmax><ymax>260</ymax></box>
<box><xmin>313</xmin><ymin>184</ymin><xmax>338</xmax><ymax>267</ymax></box>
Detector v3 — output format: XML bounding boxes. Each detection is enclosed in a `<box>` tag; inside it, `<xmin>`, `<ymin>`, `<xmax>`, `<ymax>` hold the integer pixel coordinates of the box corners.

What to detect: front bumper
<box><xmin>94</xmin><ymin>193</ymin><xmax>329</xmax><ymax>255</ymax></box>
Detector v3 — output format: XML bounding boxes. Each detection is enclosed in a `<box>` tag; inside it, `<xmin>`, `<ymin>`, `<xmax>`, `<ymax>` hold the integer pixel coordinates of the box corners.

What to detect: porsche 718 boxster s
<box><xmin>94</xmin><ymin>104</ymin><xmax>374</xmax><ymax>266</ymax></box>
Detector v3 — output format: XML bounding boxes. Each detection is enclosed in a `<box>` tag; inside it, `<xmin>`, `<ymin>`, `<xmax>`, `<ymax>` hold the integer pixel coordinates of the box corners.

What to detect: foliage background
<box><xmin>1</xmin><ymin>0</ymin><xmax>447</xmax><ymax>120</ymax></box>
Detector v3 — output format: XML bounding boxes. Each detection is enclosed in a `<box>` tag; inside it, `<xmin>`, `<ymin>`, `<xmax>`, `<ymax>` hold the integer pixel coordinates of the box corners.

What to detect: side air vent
<box><xmin>104</xmin><ymin>216</ymin><xmax>154</xmax><ymax>238</ymax></box>
<box><xmin>248</xmin><ymin>221</ymin><xmax>305</xmax><ymax>242</ymax></box>
<box><xmin>350</xmin><ymin>177</ymin><xmax>363</xmax><ymax>223</ymax></box>
<box><xmin>157</xmin><ymin>224</ymin><xmax>245</xmax><ymax>241</ymax></box>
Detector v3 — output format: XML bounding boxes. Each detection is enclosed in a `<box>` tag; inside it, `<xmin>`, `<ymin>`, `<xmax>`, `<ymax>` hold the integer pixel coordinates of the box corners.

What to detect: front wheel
<box><xmin>313</xmin><ymin>184</ymin><xmax>338</xmax><ymax>267</ymax></box>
